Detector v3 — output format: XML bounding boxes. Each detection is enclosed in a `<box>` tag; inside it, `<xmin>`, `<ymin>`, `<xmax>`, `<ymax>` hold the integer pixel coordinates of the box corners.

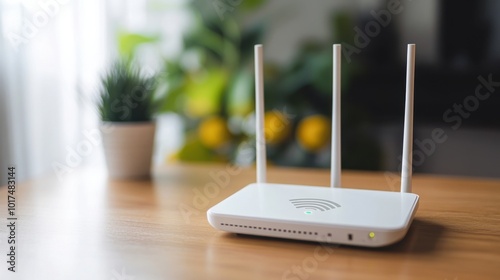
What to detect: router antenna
<box><xmin>331</xmin><ymin>44</ymin><xmax>341</xmax><ymax>188</ymax></box>
<box><xmin>401</xmin><ymin>44</ymin><xmax>415</xmax><ymax>193</ymax></box>
<box><xmin>254</xmin><ymin>44</ymin><xmax>267</xmax><ymax>183</ymax></box>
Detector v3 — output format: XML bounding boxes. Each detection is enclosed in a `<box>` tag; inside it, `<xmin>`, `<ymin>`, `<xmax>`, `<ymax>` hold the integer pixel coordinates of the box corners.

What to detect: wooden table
<box><xmin>0</xmin><ymin>164</ymin><xmax>499</xmax><ymax>279</ymax></box>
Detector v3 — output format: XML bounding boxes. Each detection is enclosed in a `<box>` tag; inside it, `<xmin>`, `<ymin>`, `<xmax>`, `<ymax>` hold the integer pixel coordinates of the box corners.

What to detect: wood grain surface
<box><xmin>0</xmin><ymin>164</ymin><xmax>499</xmax><ymax>279</ymax></box>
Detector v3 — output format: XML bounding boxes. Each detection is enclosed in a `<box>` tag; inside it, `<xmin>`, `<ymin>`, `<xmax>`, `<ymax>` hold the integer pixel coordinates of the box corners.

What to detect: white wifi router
<box><xmin>207</xmin><ymin>44</ymin><xmax>419</xmax><ymax>247</ymax></box>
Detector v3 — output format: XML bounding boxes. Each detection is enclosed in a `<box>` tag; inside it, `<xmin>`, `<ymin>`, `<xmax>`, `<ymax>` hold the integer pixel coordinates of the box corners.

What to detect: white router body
<box><xmin>208</xmin><ymin>183</ymin><xmax>419</xmax><ymax>247</ymax></box>
<box><xmin>207</xmin><ymin>44</ymin><xmax>419</xmax><ymax>247</ymax></box>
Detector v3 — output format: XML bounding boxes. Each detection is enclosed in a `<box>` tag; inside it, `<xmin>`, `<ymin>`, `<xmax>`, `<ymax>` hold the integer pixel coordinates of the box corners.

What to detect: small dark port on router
<box><xmin>348</xmin><ymin>234</ymin><xmax>353</xmax><ymax>241</ymax></box>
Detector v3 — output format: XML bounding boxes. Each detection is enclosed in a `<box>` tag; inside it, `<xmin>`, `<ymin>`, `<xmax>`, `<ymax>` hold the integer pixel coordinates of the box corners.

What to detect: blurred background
<box><xmin>1</xmin><ymin>0</ymin><xmax>499</xmax><ymax>184</ymax></box>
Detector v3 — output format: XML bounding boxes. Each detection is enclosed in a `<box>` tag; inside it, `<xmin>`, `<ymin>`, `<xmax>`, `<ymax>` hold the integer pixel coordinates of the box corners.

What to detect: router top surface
<box><xmin>208</xmin><ymin>183</ymin><xmax>419</xmax><ymax>232</ymax></box>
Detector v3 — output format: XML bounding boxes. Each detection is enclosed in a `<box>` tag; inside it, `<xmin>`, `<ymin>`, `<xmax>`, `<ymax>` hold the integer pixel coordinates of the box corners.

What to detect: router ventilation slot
<box><xmin>220</xmin><ymin>223</ymin><xmax>319</xmax><ymax>236</ymax></box>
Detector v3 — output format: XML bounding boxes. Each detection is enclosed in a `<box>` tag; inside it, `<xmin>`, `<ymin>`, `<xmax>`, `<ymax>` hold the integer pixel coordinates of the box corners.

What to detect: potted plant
<box><xmin>97</xmin><ymin>60</ymin><xmax>158</xmax><ymax>179</ymax></box>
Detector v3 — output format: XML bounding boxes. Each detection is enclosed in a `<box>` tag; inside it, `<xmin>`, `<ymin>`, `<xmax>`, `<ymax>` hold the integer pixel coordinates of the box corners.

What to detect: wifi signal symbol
<box><xmin>290</xmin><ymin>198</ymin><xmax>341</xmax><ymax>212</ymax></box>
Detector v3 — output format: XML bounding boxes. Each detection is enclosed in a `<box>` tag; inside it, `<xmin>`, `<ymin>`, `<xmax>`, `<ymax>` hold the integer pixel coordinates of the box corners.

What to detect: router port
<box><xmin>348</xmin><ymin>234</ymin><xmax>353</xmax><ymax>241</ymax></box>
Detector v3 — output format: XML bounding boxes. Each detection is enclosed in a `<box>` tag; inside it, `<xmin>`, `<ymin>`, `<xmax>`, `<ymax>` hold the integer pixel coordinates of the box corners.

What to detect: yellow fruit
<box><xmin>297</xmin><ymin>115</ymin><xmax>331</xmax><ymax>152</ymax></box>
<box><xmin>198</xmin><ymin>116</ymin><xmax>231</xmax><ymax>149</ymax></box>
<box><xmin>264</xmin><ymin>111</ymin><xmax>291</xmax><ymax>145</ymax></box>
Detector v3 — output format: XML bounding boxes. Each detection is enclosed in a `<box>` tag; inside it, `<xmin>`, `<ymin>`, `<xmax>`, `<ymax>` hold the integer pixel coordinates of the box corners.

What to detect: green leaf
<box><xmin>117</xmin><ymin>31</ymin><xmax>160</xmax><ymax>58</ymax></box>
<box><xmin>159</xmin><ymin>85</ymin><xmax>185</xmax><ymax>114</ymax></box>
<box><xmin>240</xmin><ymin>0</ymin><xmax>265</xmax><ymax>11</ymax></box>
<box><xmin>183</xmin><ymin>68</ymin><xmax>228</xmax><ymax>117</ymax></box>
<box><xmin>177</xmin><ymin>138</ymin><xmax>216</xmax><ymax>162</ymax></box>
<box><xmin>226</xmin><ymin>69</ymin><xmax>253</xmax><ymax>116</ymax></box>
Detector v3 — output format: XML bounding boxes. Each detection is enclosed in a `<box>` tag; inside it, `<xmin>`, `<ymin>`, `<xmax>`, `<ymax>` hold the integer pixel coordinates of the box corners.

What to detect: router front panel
<box><xmin>209</xmin><ymin>213</ymin><xmax>409</xmax><ymax>247</ymax></box>
<box><xmin>207</xmin><ymin>183</ymin><xmax>419</xmax><ymax>247</ymax></box>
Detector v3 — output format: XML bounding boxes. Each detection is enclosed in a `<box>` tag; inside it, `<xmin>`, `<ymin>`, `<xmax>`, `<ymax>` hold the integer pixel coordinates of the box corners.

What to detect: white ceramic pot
<box><xmin>100</xmin><ymin>121</ymin><xmax>156</xmax><ymax>179</ymax></box>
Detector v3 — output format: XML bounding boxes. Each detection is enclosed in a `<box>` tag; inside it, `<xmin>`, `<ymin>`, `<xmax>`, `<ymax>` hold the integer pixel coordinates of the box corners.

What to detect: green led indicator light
<box><xmin>369</xmin><ymin>232</ymin><xmax>375</xmax><ymax>239</ymax></box>
<box><xmin>304</xmin><ymin>211</ymin><xmax>313</xmax><ymax>215</ymax></box>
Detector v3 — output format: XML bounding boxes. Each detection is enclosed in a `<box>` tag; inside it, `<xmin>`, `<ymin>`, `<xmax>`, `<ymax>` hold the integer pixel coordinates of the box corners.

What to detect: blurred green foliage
<box><xmin>115</xmin><ymin>1</ymin><xmax>381</xmax><ymax>170</ymax></box>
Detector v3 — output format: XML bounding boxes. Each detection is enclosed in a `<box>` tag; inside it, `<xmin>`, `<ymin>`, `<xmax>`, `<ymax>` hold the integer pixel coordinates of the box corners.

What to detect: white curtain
<box><xmin>0</xmin><ymin>0</ymin><xmax>109</xmax><ymax>184</ymax></box>
<box><xmin>0</xmin><ymin>0</ymin><xmax>189</xmax><ymax>184</ymax></box>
